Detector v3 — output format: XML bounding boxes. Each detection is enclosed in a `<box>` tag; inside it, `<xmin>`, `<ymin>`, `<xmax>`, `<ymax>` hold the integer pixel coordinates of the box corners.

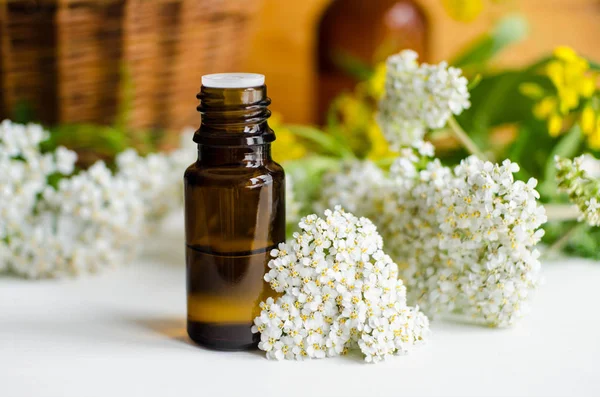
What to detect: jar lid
<box><xmin>201</xmin><ymin>73</ymin><xmax>265</xmax><ymax>88</ymax></box>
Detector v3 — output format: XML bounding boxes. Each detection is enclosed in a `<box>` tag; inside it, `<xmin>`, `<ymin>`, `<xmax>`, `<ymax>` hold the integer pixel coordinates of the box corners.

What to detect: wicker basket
<box><xmin>0</xmin><ymin>0</ymin><xmax>261</xmax><ymax>132</ymax></box>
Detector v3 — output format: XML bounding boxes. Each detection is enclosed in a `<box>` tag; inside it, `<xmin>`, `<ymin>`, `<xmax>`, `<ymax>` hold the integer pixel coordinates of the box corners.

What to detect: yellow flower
<box><xmin>529</xmin><ymin>46</ymin><xmax>598</xmax><ymax>145</ymax></box>
<box><xmin>581</xmin><ymin>105</ymin><xmax>595</xmax><ymax>135</ymax></box>
<box><xmin>442</xmin><ymin>0</ymin><xmax>484</xmax><ymax>23</ymax></box>
<box><xmin>365</xmin><ymin>121</ymin><xmax>397</xmax><ymax>160</ymax></box>
<box><xmin>589</xmin><ymin>117</ymin><xmax>600</xmax><ymax>149</ymax></box>
<box><xmin>329</xmin><ymin>93</ymin><xmax>373</xmax><ymax>157</ymax></box>
<box><xmin>270</xmin><ymin>113</ymin><xmax>307</xmax><ymax>162</ymax></box>
<box><xmin>365</xmin><ymin>63</ymin><xmax>387</xmax><ymax>100</ymax></box>
<box><xmin>547</xmin><ymin>114</ymin><xmax>563</xmax><ymax>137</ymax></box>
<box><xmin>532</xmin><ymin>97</ymin><xmax>557</xmax><ymax>119</ymax></box>
<box><xmin>545</xmin><ymin>46</ymin><xmax>596</xmax><ymax>115</ymax></box>
<box><xmin>519</xmin><ymin>82</ymin><xmax>544</xmax><ymax>99</ymax></box>
<box><xmin>336</xmin><ymin>94</ymin><xmax>370</xmax><ymax>132</ymax></box>
<box><xmin>581</xmin><ymin>104</ymin><xmax>600</xmax><ymax>150</ymax></box>
<box><xmin>554</xmin><ymin>46</ymin><xmax>581</xmax><ymax>63</ymax></box>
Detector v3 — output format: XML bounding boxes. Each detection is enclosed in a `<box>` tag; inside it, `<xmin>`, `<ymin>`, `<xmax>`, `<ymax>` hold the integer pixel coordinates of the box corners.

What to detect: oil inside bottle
<box><xmin>186</xmin><ymin>244</ymin><xmax>276</xmax><ymax>350</ymax></box>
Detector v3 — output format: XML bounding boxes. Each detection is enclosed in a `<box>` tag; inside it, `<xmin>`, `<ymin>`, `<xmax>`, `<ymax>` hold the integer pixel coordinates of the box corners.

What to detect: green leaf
<box><xmin>589</xmin><ymin>60</ymin><xmax>600</xmax><ymax>72</ymax></box>
<box><xmin>283</xmin><ymin>155</ymin><xmax>342</xmax><ymax>214</ymax></box>
<box><xmin>12</xmin><ymin>100</ymin><xmax>36</xmax><ymax>124</ymax></box>
<box><xmin>467</xmin><ymin>73</ymin><xmax>482</xmax><ymax>90</ymax></box>
<box><xmin>452</xmin><ymin>14</ymin><xmax>529</xmax><ymax>68</ymax></box>
<box><xmin>508</xmin><ymin>124</ymin><xmax>536</xmax><ymax>181</ymax></box>
<box><xmin>457</xmin><ymin>71</ymin><xmax>536</xmax><ymax>146</ymax></box>
<box><xmin>331</xmin><ymin>49</ymin><xmax>374</xmax><ymax>81</ymax></box>
<box><xmin>44</xmin><ymin>124</ymin><xmax>129</xmax><ymax>156</ymax></box>
<box><xmin>286</xmin><ymin>124</ymin><xmax>354</xmax><ymax>159</ymax></box>
<box><xmin>569</xmin><ymin>227</ymin><xmax>600</xmax><ymax>259</ymax></box>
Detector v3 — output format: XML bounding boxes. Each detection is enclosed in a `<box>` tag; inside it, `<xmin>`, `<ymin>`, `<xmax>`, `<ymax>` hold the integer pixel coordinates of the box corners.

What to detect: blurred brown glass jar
<box><xmin>184</xmin><ymin>74</ymin><xmax>285</xmax><ymax>351</ymax></box>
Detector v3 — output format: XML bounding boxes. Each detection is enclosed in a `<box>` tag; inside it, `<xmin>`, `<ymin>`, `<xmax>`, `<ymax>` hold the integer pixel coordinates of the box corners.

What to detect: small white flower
<box><xmin>116</xmin><ymin>149</ymin><xmax>183</xmax><ymax>227</ymax></box>
<box><xmin>377</xmin><ymin>50</ymin><xmax>470</xmax><ymax>149</ymax></box>
<box><xmin>556</xmin><ymin>155</ymin><xmax>600</xmax><ymax>227</ymax></box>
<box><xmin>55</xmin><ymin>146</ymin><xmax>78</xmax><ymax>175</ymax></box>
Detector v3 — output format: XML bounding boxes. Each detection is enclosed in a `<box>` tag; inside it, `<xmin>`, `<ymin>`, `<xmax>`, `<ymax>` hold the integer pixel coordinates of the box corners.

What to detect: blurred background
<box><xmin>2</xmin><ymin>0</ymin><xmax>599</xmax><ymax>133</ymax></box>
<box><xmin>2</xmin><ymin>0</ymin><xmax>600</xmax><ymax>273</ymax></box>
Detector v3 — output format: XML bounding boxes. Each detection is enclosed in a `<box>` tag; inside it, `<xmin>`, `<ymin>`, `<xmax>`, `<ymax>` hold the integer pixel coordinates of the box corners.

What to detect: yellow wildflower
<box><xmin>336</xmin><ymin>94</ymin><xmax>370</xmax><ymax>133</ymax></box>
<box><xmin>589</xmin><ymin>128</ymin><xmax>600</xmax><ymax>150</ymax></box>
<box><xmin>442</xmin><ymin>0</ymin><xmax>484</xmax><ymax>23</ymax></box>
<box><xmin>365</xmin><ymin>121</ymin><xmax>397</xmax><ymax>161</ymax></box>
<box><xmin>270</xmin><ymin>113</ymin><xmax>307</xmax><ymax>162</ymax></box>
<box><xmin>580</xmin><ymin>103</ymin><xmax>600</xmax><ymax>150</ymax></box>
<box><xmin>364</xmin><ymin>63</ymin><xmax>387</xmax><ymax>100</ymax></box>
<box><xmin>519</xmin><ymin>82</ymin><xmax>545</xmax><ymax>99</ymax></box>
<box><xmin>547</xmin><ymin>114</ymin><xmax>563</xmax><ymax>137</ymax></box>
<box><xmin>532</xmin><ymin>97</ymin><xmax>557</xmax><ymax>119</ymax></box>
<box><xmin>525</xmin><ymin>46</ymin><xmax>598</xmax><ymax>144</ymax></box>
<box><xmin>329</xmin><ymin>93</ymin><xmax>372</xmax><ymax>157</ymax></box>
<box><xmin>546</xmin><ymin>46</ymin><xmax>596</xmax><ymax>115</ymax></box>
<box><xmin>581</xmin><ymin>105</ymin><xmax>595</xmax><ymax>134</ymax></box>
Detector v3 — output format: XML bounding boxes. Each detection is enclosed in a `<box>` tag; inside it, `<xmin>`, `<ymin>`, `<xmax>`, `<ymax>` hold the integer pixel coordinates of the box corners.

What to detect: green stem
<box><xmin>448</xmin><ymin>116</ymin><xmax>488</xmax><ymax>160</ymax></box>
<box><xmin>544</xmin><ymin>203</ymin><xmax>581</xmax><ymax>222</ymax></box>
<box><xmin>544</xmin><ymin>222</ymin><xmax>587</xmax><ymax>258</ymax></box>
<box><xmin>373</xmin><ymin>156</ymin><xmax>398</xmax><ymax>168</ymax></box>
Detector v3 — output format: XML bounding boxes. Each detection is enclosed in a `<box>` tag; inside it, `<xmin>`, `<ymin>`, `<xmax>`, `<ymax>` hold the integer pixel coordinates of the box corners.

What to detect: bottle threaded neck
<box><xmin>194</xmin><ymin>84</ymin><xmax>275</xmax><ymax>146</ymax></box>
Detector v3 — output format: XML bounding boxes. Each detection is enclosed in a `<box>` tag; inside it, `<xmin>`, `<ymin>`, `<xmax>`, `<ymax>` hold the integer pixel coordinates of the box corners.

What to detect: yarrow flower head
<box><xmin>318</xmin><ymin>142</ymin><xmax>546</xmax><ymax>327</ymax></box>
<box><xmin>376</xmin><ymin>50</ymin><xmax>470</xmax><ymax>149</ymax></box>
<box><xmin>317</xmin><ymin>160</ymin><xmax>389</xmax><ymax>216</ymax></box>
<box><xmin>0</xmin><ymin>120</ymin><xmax>191</xmax><ymax>278</ymax></box>
<box><xmin>253</xmin><ymin>206</ymin><xmax>429</xmax><ymax>363</ymax></box>
<box><xmin>556</xmin><ymin>155</ymin><xmax>600</xmax><ymax>226</ymax></box>
<box><xmin>116</xmin><ymin>149</ymin><xmax>184</xmax><ymax>227</ymax></box>
<box><xmin>418</xmin><ymin>156</ymin><xmax>547</xmax><ymax>326</ymax></box>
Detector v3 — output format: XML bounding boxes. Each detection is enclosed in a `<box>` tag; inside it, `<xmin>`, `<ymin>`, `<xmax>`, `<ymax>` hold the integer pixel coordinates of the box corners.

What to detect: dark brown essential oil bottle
<box><xmin>184</xmin><ymin>73</ymin><xmax>285</xmax><ymax>351</ymax></box>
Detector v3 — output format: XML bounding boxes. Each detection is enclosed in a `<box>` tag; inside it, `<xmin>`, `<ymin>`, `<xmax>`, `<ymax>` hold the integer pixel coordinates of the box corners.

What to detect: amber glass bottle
<box><xmin>184</xmin><ymin>73</ymin><xmax>285</xmax><ymax>351</ymax></box>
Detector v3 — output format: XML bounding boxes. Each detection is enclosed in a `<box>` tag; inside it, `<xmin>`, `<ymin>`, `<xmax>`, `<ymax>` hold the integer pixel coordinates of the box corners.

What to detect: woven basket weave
<box><xmin>0</xmin><ymin>0</ymin><xmax>260</xmax><ymax>131</ymax></box>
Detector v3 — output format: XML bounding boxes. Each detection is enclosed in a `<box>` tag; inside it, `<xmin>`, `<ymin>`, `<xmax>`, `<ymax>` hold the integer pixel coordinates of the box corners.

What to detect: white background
<box><xmin>2</xmin><ymin>218</ymin><xmax>599</xmax><ymax>397</ymax></box>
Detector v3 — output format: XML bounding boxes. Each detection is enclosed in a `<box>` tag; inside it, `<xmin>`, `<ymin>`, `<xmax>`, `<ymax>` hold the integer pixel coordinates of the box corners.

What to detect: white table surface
<box><xmin>2</xmin><ymin>217</ymin><xmax>600</xmax><ymax>397</ymax></box>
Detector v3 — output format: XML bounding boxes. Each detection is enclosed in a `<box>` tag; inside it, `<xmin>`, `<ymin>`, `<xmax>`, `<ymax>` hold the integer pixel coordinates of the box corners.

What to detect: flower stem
<box><xmin>448</xmin><ymin>117</ymin><xmax>487</xmax><ymax>160</ymax></box>
<box><xmin>544</xmin><ymin>222</ymin><xmax>587</xmax><ymax>257</ymax></box>
<box><xmin>544</xmin><ymin>203</ymin><xmax>581</xmax><ymax>222</ymax></box>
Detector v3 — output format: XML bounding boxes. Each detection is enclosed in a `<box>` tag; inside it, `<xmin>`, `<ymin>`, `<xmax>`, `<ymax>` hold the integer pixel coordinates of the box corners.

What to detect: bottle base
<box><xmin>187</xmin><ymin>320</ymin><xmax>258</xmax><ymax>351</ymax></box>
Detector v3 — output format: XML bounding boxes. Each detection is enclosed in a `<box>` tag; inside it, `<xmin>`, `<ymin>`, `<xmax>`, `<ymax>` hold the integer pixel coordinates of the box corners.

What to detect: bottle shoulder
<box><xmin>184</xmin><ymin>161</ymin><xmax>284</xmax><ymax>187</ymax></box>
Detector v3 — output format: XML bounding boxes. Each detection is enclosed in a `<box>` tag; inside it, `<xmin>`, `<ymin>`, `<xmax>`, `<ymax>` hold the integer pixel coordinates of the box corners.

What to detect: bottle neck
<box><xmin>197</xmin><ymin>144</ymin><xmax>272</xmax><ymax>167</ymax></box>
<box><xmin>194</xmin><ymin>85</ymin><xmax>275</xmax><ymax>146</ymax></box>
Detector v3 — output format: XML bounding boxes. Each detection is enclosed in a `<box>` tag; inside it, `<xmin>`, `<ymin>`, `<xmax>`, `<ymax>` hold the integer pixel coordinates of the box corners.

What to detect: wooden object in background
<box><xmin>0</xmin><ymin>0</ymin><xmax>261</xmax><ymax>132</ymax></box>
<box><xmin>0</xmin><ymin>1</ymin><xmax>58</xmax><ymax>124</ymax></box>
<box><xmin>317</xmin><ymin>0</ymin><xmax>428</xmax><ymax>122</ymax></box>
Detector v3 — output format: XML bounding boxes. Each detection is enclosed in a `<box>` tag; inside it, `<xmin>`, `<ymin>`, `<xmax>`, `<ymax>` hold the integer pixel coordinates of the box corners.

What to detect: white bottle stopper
<box><xmin>201</xmin><ymin>73</ymin><xmax>265</xmax><ymax>88</ymax></box>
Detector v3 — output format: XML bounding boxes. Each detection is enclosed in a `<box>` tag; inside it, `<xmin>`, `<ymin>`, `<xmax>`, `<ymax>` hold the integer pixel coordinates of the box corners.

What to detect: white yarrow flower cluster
<box><xmin>34</xmin><ymin>162</ymin><xmax>145</xmax><ymax>276</ymax></box>
<box><xmin>377</xmin><ymin>50</ymin><xmax>470</xmax><ymax>149</ymax></box>
<box><xmin>1</xmin><ymin>120</ymin><xmax>191</xmax><ymax>278</ymax></box>
<box><xmin>319</xmin><ymin>144</ymin><xmax>546</xmax><ymax>327</ymax></box>
<box><xmin>317</xmin><ymin>160</ymin><xmax>389</xmax><ymax>215</ymax></box>
<box><xmin>253</xmin><ymin>207</ymin><xmax>429</xmax><ymax>363</ymax></box>
<box><xmin>556</xmin><ymin>155</ymin><xmax>600</xmax><ymax>226</ymax></box>
<box><xmin>0</xmin><ymin>121</ymin><xmax>77</xmax><ymax>275</ymax></box>
<box><xmin>116</xmin><ymin>150</ymin><xmax>183</xmax><ymax>226</ymax></box>
<box><xmin>420</xmin><ymin>157</ymin><xmax>546</xmax><ymax>326</ymax></box>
